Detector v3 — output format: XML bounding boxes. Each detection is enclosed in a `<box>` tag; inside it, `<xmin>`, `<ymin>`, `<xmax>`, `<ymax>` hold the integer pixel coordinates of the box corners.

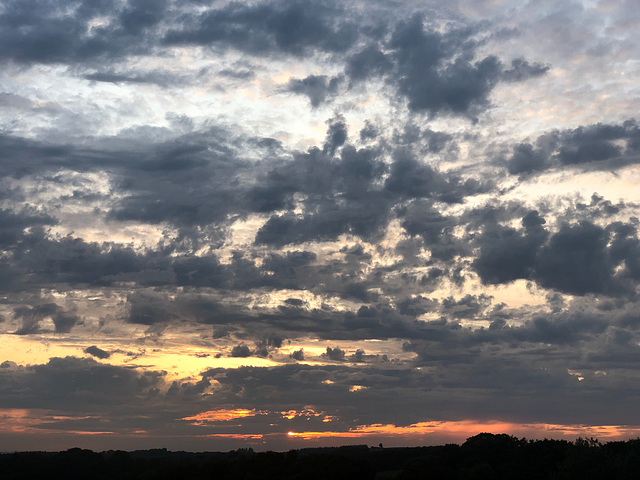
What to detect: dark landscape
<box><xmin>3</xmin><ymin>433</ymin><xmax>640</xmax><ymax>480</ymax></box>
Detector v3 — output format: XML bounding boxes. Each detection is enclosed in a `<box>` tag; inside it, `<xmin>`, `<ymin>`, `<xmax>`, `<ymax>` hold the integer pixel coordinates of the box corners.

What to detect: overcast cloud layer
<box><xmin>1</xmin><ymin>0</ymin><xmax>640</xmax><ymax>452</ymax></box>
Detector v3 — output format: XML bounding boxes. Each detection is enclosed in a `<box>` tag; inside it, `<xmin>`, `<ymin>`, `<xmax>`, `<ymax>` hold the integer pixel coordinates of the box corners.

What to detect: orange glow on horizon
<box><xmin>199</xmin><ymin>433</ymin><xmax>264</xmax><ymax>440</ymax></box>
<box><xmin>4</xmin><ymin>408</ymin><xmax>640</xmax><ymax>446</ymax></box>
<box><xmin>0</xmin><ymin>409</ymin><xmax>110</xmax><ymax>435</ymax></box>
<box><xmin>284</xmin><ymin>420</ymin><xmax>640</xmax><ymax>442</ymax></box>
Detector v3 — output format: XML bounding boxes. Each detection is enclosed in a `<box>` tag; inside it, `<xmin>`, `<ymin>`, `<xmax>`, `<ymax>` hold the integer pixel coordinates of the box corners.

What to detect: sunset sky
<box><xmin>1</xmin><ymin>0</ymin><xmax>640</xmax><ymax>452</ymax></box>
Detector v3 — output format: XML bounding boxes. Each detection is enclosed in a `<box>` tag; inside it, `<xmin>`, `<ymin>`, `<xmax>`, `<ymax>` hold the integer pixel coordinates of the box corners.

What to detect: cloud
<box><xmin>471</xmin><ymin>208</ymin><xmax>640</xmax><ymax>296</ymax></box>
<box><xmin>290</xmin><ymin>349</ymin><xmax>304</xmax><ymax>361</ymax></box>
<box><xmin>82</xmin><ymin>69</ymin><xmax>184</xmax><ymax>87</ymax></box>
<box><xmin>84</xmin><ymin>346</ymin><xmax>111</xmax><ymax>359</ymax></box>
<box><xmin>345</xmin><ymin>44</ymin><xmax>393</xmax><ymax>81</ymax></box>
<box><xmin>534</xmin><ymin>221</ymin><xmax>622</xmax><ymax>295</ymax></box>
<box><xmin>163</xmin><ymin>1</ymin><xmax>358</xmax><ymax>56</ymax></box>
<box><xmin>350</xmin><ymin>15</ymin><xmax>546</xmax><ymax>119</ymax></box>
<box><xmin>441</xmin><ymin>294</ymin><xmax>492</xmax><ymax>319</ymax></box>
<box><xmin>502</xmin><ymin>58</ymin><xmax>550</xmax><ymax>82</ymax></box>
<box><xmin>473</xmin><ymin>211</ymin><xmax>548</xmax><ymax>284</ymax></box>
<box><xmin>507</xmin><ymin>143</ymin><xmax>548</xmax><ymax>175</ymax></box>
<box><xmin>285</xmin><ymin>75</ymin><xmax>342</xmax><ymax>107</ymax></box>
<box><xmin>507</xmin><ymin>120</ymin><xmax>640</xmax><ymax>174</ymax></box>
<box><xmin>385</xmin><ymin>152</ymin><xmax>450</xmax><ymax>198</ymax></box>
<box><xmin>0</xmin><ymin>356</ymin><xmax>165</xmax><ymax>411</ymax></box>
<box><xmin>0</xmin><ymin>0</ymin><xmax>163</xmax><ymax>65</ymax></box>
<box><xmin>13</xmin><ymin>303</ymin><xmax>80</xmax><ymax>335</ymax></box>
<box><xmin>323</xmin><ymin>346</ymin><xmax>346</xmax><ymax>361</ymax></box>
<box><xmin>230</xmin><ymin>343</ymin><xmax>252</xmax><ymax>358</ymax></box>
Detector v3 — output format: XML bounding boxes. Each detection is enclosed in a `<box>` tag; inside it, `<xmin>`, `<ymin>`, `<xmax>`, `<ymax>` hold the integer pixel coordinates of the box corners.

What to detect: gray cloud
<box><xmin>323</xmin><ymin>346</ymin><xmax>346</xmax><ymax>361</ymax></box>
<box><xmin>163</xmin><ymin>1</ymin><xmax>358</xmax><ymax>56</ymax></box>
<box><xmin>0</xmin><ymin>0</ymin><xmax>164</xmax><ymax>65</ymax></box>
<box><xmin>230</xmin><ymin>343</ymin><xmax>252</xmax><ymax>358</ymax></box>
<box><xmin>507</xmin><ymin>119</ymin><xmax>640</xmax><ymax>174</ymax></box>
<box><xmin>473</xmin><ymin>211</ymin><xmax>548</xmax><ymax>284</ymax></box>
<box><xmin>535</xmin><ymin>221</ymin><xmax>622</xmax><ymax>295</ymax></box>
<box><xmin>0</xmin><ymin>356</ymin><xmax>165</xmax><ymax>411</ymax></box>
<box><xmin>502</xmin><ymin>58</ymin><xmax>550</xmax><ymax>82</ymax></box>
<box><xmin>84</xmin><ymin>346</ymin><xmax>111</xmax><ymax>359</ymax></box>
<box><xmin>13</xmin><ymin>303</ymin><xmax>80</xmax><ymax>335</ymax></box>
<box><xmin>285</xmin><ymin>75</ymin><xmax>343</xmax><ymax>107</ymax></box>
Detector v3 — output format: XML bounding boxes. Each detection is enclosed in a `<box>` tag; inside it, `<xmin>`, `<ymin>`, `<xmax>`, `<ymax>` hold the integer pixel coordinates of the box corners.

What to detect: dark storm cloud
<box><xmin>389</xmin><ymin>16</ymin><xmax>503</xmax><ymax>117</ymax></box>
<box><xmin>535</xmin><ymin>221</ymin><xmax>623</xmax><ymax>295</ymax></box>
<box><xmin>397</xmin><ymin>295</ymin><xmax>439</xmax><ymax>317</ymax></box>
<box><xmin>254</xmin><ymin>197</ymin><xmax>390</xmax><ymax>247</ymax></box>
<box><xmin>385</xmin><ymin>151</ymin><xmax>492</xmax><ymax>204</ymax></box>
<box><xmin>0</xmin><ymin>127</ymin><xmax>254</xmax><ymax>229</ymax></box>
<box><xmin>13</xmin><ymin>303</ymin><xmax>80</xmax><ymax>335</ymax></box>
<box><xmin>252</xmin><ymin>124</ymin><xmax>399</xmax><ymax>246</ymax></box>
<box><xmin>341</xmin><ymin>16</ymin><xmax>549</xmax><ymax>119</ymax></box>
<box><xmin>556</xmin><ymin>120</ymin><xmax>640</xmax><ymax>166</ymax></box>
<box><xmin>400</xmin><ymin>200</ymin><xmax>455</xmax><ymax>243</ymax></box>
<box><xmin>385</xmin><ymin>151</ymin><xmax>450</xmax><ymax>198</ymax></box>
<box><xmin>262</xmin><ymin>251</ymin><xmax>316</xmax><ymax>279</ymax></box>
<box><xmin>471</xmin><ymin>204</ymin><xmax>640</xmax><ymax>296</ymax></box>
<box><xmin>345</xmin><ymin>44</ymin><xmax>394</xmax><ymax>81</ymax></box>
<box><xmin>0</xmin><ymin>208</ymin><xmax>56</xmax><ymax>248</ymax></box>
<box><xmin>507</xmin><ymin>142</ymin><xmax>548</xmax><ymax>174</ymax></box>
<box><xmin>119</xmin><ymin>0</ymin><xmax>167</xmax><ymax>36</ymax></box>
<box><xmin>2</xmin><ymin>0</ymin><xmax>640</xmax><ymax>452</ymax></box>
<box><xmin>575</xmin><ymin>193</ymin><xmax>626</xmax><ymax>220</ymax></box>
<box><xmin>163</xmin><ymin>1</ymin><xmax>358</xmax><ymax>56</ymax></box>
<box><xmin>126</xmin><ymin>291</ymin><xmax>177</xmax><ymax>325</ymax></box>
<box><xmin>14</xmin><ymin>234</ymin><xmax>163</xmax><ymax>288</ymax></box>
<box><xmin>507</xmin><ymin>119</ymin><xmax>640</xmax><ymax>174</ymax></box>
<box><xmin>0</xmin><ymin>356</ymin><xmax>165</xmax><ymax>411</ymax></box>
<box><xmin>285</xmin><ymin>75</ymin><xmax>343</xmax><ymax>107</ymax></box>
<box><xmin>359</xmin><ymin>120</ymin><xmax>379</xmax><ymax>142</ymax></box>
<box><xmin>473</xmin><ymin>210</ymin><xmax>548</xmax><ymax>284</ymax></box>
<box><xmin>0</xmin><ymin>0</ymin><xmax>166</xmax><ymax>65</ymax></box>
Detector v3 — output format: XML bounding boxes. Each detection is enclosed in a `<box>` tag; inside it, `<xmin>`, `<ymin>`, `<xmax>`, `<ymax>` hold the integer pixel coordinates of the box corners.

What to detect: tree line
<box><xmin>2</xmin><ymin>433</ymin><xmax>640</xmax><ymax>479</ymax></box>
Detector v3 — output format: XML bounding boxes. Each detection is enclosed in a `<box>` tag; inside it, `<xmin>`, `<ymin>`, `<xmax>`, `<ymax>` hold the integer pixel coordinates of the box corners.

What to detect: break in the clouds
<box><xmin>1</xmin><ymin>0</ymin><xmax>640</xmax><ymax>452</ymax></box>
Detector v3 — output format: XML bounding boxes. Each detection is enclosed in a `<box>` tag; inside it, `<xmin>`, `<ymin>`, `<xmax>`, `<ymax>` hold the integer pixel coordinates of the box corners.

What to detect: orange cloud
<box><xmin>182</xmin><ymin>409</ymin><xmax>265</xmax><ymax>425</ymax></box>
<box><xmin>280</xmin><ymin>407</ymin><xmax>324</xmax><ymax>420</ymax></box>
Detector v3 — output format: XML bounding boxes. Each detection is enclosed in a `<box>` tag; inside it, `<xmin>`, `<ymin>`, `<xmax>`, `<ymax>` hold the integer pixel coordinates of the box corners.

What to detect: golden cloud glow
<box><xmin>182</xmin><ymin>409</ymin><xmax>264</xmax><ymax>425</ymax></box>
<box><xmin>280</xmin><ymin>407</ymin><xmax>323</xmax><ymax>420</ymax></box>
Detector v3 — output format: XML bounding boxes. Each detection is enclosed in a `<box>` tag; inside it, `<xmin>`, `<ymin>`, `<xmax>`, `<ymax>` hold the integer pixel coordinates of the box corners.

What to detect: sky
<box><xmin>1</xmin><ymin>0</ymin><xmax>640</xmax><ymax>452</ymax></box>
